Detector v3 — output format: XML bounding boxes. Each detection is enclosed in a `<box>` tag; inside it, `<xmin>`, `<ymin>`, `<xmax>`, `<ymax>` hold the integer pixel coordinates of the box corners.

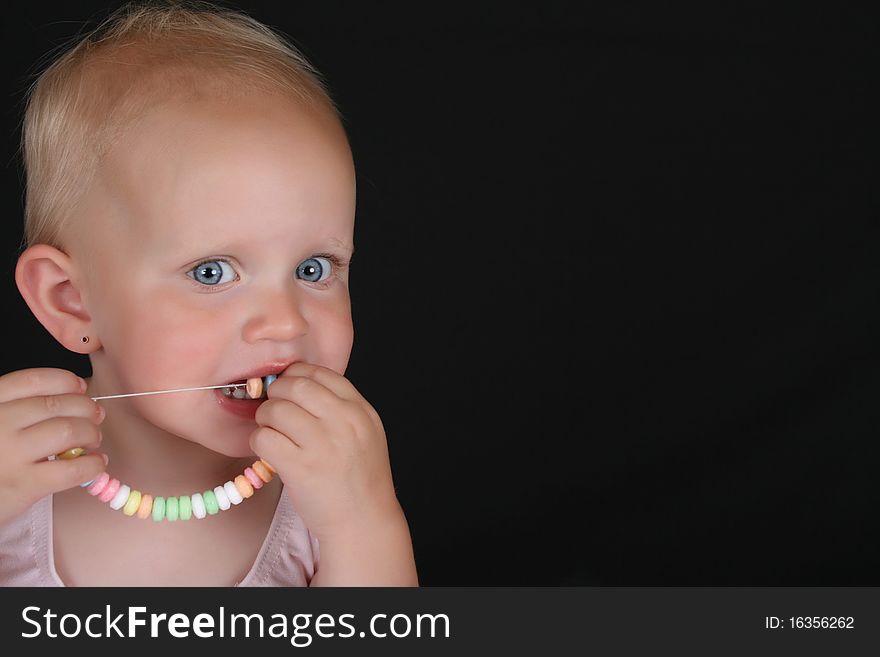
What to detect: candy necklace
<box><xmin>80</xmin><ymin>458</ymin><xmax>277</xmax><ymax>521</ymax></box>
<box><xmin>61</xmin><ymin>374</ymin><xmax>278</xmax><ymax>522</ymax></box>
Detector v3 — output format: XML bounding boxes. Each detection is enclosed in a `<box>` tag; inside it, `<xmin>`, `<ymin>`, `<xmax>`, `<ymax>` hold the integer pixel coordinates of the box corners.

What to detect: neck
<box><xmin>84</xmin><ymin>377</ymin><xmax>258</xmax><ymax>495</ymax></box>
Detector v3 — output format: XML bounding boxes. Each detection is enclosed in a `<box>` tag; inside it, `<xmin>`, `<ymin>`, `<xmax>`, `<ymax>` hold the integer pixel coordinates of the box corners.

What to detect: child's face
<box><xmin>74</xmin><ymin>91</ymin><xmax>356</xmax><ymax>456</ymax></box>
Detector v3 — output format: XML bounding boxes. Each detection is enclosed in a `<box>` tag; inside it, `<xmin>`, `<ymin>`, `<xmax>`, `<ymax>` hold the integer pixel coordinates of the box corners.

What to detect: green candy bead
<box><xmin>178</xmin><ymin>495</ymin><xmax>192</xmax><ymax>520</ymax></box>
<box><xmin>152</xmin><ymin>496</ymin><xmax>165</xmax><ymax>522</ymax></box>
<box><xmin>166</xmin><ymin>496</ymin><xmax>179</xmax><ymax>522</ymax></box>
<box><xmin>203</xmin><ymin>490</ymin><xmax>219</xmax><ymax>515</ymax></box>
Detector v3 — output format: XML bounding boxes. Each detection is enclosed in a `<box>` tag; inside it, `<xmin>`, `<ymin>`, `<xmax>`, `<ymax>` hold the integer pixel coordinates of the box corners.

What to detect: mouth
<box><xmin>218</xmin><ymin>362</ymin><xmax>296</xmax><ymax>400</ymax></box>
<box><xmin>219</xmin><ymin>380</ymin><xmax>266</xmax><ymax>400</ymax></box>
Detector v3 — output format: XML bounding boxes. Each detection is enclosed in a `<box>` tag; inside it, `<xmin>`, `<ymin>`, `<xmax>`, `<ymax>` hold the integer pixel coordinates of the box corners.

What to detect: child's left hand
<box><xmin>248</xmin><ymin>362</ymin><xmax>402</xmax><ymax>542</ymax></box>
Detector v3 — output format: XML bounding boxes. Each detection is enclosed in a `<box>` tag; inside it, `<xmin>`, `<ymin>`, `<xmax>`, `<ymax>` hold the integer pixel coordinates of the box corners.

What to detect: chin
<box><xmin>222</xmin><ymin>446</ymin><xmax>257</xmax><ymax>459</ymax></box>
<box><xmin>198</xmin><ymin>437</ymin><xmax>255</xmax><ymax>459</ymax></box>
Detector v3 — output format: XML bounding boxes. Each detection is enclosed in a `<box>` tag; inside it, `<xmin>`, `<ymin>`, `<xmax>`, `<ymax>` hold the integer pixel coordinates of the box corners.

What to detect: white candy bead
<box><xmin>109</xmin><ymin>484</ymin><xmax>131</xmax><ymax>510</ymax></box>
<box><xmin>213</xmin><ymin>485</ymin><xmax>231</xmax><ymax>511</ymax></box>
<box><xmin>224</xmin><ymin>480</ymin><xmax>243</xmax><ymax>505</ymax></box>
<box><xmin>191</xmin><ymin>492</ymin><xmax>206</xmax><ymax>519</ymax></box>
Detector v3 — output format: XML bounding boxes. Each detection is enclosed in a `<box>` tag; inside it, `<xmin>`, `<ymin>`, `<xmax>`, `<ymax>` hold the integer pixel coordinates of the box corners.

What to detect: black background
<box><xmin>0</xmin><ymin>1</ymin><xmax>876</xmax><ymax>585</ymax></box>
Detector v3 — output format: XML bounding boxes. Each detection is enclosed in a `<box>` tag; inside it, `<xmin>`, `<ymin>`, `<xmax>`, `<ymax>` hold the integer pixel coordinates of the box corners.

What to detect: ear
<box><xmin>15</xmin><ymin>244</ymin><xmax>97</xmax><ymax>354</ymax></box>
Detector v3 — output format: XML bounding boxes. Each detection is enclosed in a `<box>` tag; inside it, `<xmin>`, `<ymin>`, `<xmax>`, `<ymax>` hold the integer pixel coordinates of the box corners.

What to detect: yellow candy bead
<box><xmin>252</xmin><ymin>460</ymin><xmax>273</xmax><ymax>483</ymax></box>
<box><xmin>123</xmin><ymin>490</ymin><xmax>142</xmax><ymax>516</ymax></box>
<box><xmin>234</xmin><ymin>474</ymin><xmax>254</xmax><ymax>498</ymax></box>
<box><xmin>136</xmin><ymin>494</ymin><xmax>153</xmax><ymax>519</ymax></box>
<box><xmin>57</xmin><ymin>447</ymin><xmax>85</xmax><ymax>460</ymax></box>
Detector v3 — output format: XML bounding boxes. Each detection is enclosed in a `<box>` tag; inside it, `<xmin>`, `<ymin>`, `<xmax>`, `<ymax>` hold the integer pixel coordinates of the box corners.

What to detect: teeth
<box><xmin>220</xmin><ymin>375</ymin><xmax>270</xmax><ymax>399</ymax></box>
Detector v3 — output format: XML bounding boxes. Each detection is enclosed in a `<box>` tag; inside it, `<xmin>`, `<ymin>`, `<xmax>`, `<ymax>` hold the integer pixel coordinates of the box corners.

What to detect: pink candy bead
<box><xmin>243</xmin><ymin>467</ymin><xmax>263</xmax><ymax>489</ymax></box>
<box><xmin>86</xmin><ymin>472</ymin><xmax>110</xmax><ymax>496</ymax></box>
<box><xmin>98</xmin><ymin>477</ymin><xmax>121</xmax><ymax>503</ymax></box>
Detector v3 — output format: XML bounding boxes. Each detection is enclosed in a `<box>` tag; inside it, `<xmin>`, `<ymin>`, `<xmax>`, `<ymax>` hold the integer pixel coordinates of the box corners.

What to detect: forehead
<box><xmin>98</xmin><ymin>91</ymin><xmax>355</xmax><ymax>255</ymax></box>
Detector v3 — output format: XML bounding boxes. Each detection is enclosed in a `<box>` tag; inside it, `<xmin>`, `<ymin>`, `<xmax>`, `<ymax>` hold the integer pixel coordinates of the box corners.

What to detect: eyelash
<box><xmin>187</xmin><ymin>253</ymin><xmax>349</xmax><ymax>292</ymax></box>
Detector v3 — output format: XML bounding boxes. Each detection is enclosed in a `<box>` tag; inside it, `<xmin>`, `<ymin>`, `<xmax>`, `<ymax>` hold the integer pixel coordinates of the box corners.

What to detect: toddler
<box><xmin>0</xmin><ymin>1</ymin><xmax>417</xmax><ymax>586</ymax></box>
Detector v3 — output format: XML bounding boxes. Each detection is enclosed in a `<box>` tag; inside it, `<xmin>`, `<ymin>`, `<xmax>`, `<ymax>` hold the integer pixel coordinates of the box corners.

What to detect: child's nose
<box><xmin>243</xmin><ymin>287</ymin><xmax>310</xmax><ymax>342</ymax></box>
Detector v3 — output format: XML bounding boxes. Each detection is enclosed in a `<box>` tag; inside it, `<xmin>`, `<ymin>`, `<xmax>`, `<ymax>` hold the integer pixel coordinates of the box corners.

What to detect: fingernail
<box><xmin>98</xmin><ymin>405</ymin><xmax>106</xmax><ymax>422</ymax></box>
<box><xmin>102</xmin><ymin>453</ymin><xmax>109</xmax><ymax>466</ymax></box>
<box><xmin>79</xmin><ymin>377</ymin><xmax>88</xmax><ymax>392</ymax></box>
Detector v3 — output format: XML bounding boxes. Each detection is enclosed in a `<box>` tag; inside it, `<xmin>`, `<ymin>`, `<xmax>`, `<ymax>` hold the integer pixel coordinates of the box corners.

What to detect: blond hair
<box><xmin>16</xmin><ymin>0</ymin><xmax>342</xmax><ymax>254</ymax></box>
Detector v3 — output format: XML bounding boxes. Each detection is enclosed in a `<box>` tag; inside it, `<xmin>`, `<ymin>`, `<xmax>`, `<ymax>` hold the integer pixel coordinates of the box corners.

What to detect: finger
<box><xmin>254</xmin><ymin>398</ymin><xmax>321</xmax><ymax>449</ymax></box>
<box><xmin>250</xmin><ymin>425</ymin><xmax>303</xmax><ymax>467</ymax></box>
<box><xmin>30</xmin><ymin>453</ymin><xmax>108</xmax><ymax>495</ymax></box>
<box><xmin>18</xmin><ymin>417</ymin><xmax>103</xmax><ymax>463</ymax></box>
<box><xmin>0</xmin><ymin>393</ymin><xmax>104</xmax><ymax>433</ymax></box>
<box><xmin>266</xmin><ymin>375</ymin><xmax>342</xmax><ymax>420</ymax></box>
<box><xmin>280</xmin><ymin>362</ymin><xmax>362</xmax><ymax>403</ymax></box>
<box><xmin>0</xmin><ymin>367</ymin><xmax>85</xmax><ymax>404</ymax></box>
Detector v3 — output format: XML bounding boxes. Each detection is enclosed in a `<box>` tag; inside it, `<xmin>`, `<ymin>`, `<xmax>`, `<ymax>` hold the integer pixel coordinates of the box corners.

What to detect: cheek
<box><xmin>114</xmin><ymin>290</ymin><xmax>232</xmax><ymax>386</ymax></box>
<box><xmin>312</xmin><ymin>298</ymin><xmax>354</xmax><ymax>375</ymax></box>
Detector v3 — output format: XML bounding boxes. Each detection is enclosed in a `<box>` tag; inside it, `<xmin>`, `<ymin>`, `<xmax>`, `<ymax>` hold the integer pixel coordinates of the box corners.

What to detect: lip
<box><xmin>222</xmin><ymin>361</ymin><xmax>298</xmax><ymax>386</ymax></box>
<box><xmin>214</xmin><ymin>387</ymin><xmax>263</xmax><ymax>419</ymax></box>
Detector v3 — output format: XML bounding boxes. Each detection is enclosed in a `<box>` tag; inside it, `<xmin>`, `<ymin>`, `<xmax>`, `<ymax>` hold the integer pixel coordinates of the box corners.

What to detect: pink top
<box><xmin>0</xmin><ymin>485</ymin><xmax>320</xmax><ymax>587</ymax></box>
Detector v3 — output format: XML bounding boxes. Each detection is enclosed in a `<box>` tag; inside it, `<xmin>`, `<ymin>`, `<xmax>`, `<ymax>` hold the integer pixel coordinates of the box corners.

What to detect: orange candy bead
<box><xmin>136</xmin><ymin>494</ymin><xmax>153</xmax><ymax>519</ymax></box>
<box><xmin>246</xmin><ymin>377</ymin><xmax>263</xmax><ymax>399</ymax></box>
<box><xmin>252</xmin><ymin>460</ymin><xmax>273</xmax><ymax>483</ymax></box>
<box><xmin>234</xmin><ymin>474</ymin><xmax>254</xmax><ymax>499</ymax></box>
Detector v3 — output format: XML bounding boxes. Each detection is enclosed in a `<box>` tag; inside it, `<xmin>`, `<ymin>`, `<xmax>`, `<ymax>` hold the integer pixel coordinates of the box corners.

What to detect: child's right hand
<box><xmin>0</xmin><ymin>367</ymin><xmax>106</xmax><ymax>528</ymax></box>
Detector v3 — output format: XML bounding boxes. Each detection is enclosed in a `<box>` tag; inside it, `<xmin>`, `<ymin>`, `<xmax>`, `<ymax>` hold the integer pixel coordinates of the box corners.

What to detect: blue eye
<box><xmin>297</xmin><ymin>257</ymin><xmax>333</xmax><ymax>284</ymax></box>
<box><xmin>187</xmin><ymin>254</ymin><xmax>345</xmax><ymax>291</ymax></box>
<box><xmin>188</xmin><ymin>259</ymin><xmax>236</xmax><ymax>286</ymax></box>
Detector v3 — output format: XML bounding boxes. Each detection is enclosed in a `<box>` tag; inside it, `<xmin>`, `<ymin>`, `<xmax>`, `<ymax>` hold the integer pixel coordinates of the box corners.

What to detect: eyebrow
<box><xmin>173</xmin><ymin>237</ymin><xmax>354</xmax><ymax>258</ymax></box>
<box><xmin>327</xmin><ymin>237</ymin><xmax>355</xmax><ymax>255</ymax></box>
